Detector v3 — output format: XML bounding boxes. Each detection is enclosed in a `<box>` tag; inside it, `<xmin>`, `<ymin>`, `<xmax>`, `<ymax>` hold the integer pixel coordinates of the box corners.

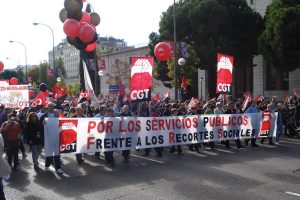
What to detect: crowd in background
<box><xmin>0</xmin><ymin>93</ymin><xmax>299</xmax><ymax>195</ymax></box>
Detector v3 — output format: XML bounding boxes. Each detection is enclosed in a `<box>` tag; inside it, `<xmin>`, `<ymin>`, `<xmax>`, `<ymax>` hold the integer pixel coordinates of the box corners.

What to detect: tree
<box><xmin>28</xmin><ymin>67</ymin><xmax>40</xmax><ymax>83</ymax></box>
<box><xmin>0</xmin><ymin>69</ymin><xmax>18</xmax><ymax>80</ymax></box>
<box><xmin>155</xmin><ymin>0</ymin><xmax>263</xmax><ymax>96</ymax></box>
<box><xmin>55</xmin><ymin>58</ymin><xmax>66</xmax><ymax>77</ymax></box>
<box><xmin>259</xmin><ymin>0</ymin><xmax>300</xmax><ymax>72</ymax></box>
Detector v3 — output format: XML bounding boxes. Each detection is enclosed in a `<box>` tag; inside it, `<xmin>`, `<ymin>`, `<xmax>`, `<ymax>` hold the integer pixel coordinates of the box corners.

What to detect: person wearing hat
<box><xmin>39</xmin><ymin>102</ymin><xmax>64</xmax><ymax>174</ymax></box>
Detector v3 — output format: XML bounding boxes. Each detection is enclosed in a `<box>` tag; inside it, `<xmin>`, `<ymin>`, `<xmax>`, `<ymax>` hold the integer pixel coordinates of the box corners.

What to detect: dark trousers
<box><xmin>0</xmin><ymin>178</ymin><xmax>6</xmax><ymax>200</ymax></box>
<box><xmin>75</xmin><ymin>153</ymin><xmax>83</xmax><ymax>162</ymax></box>
<box><xmin>19</xmin><ymin>139</ymin><xmax>25</xmax><ymax>154</ymax></box>
<box><xmin>6</xmin><ymin>146</ymin><xmax>19</xmax><ymax>168</ymax></box>
<box><xmin>104</xmin><ymin>151</ymin><xmax>114</xmax><ymax>163</ymax></box>
<box><xmin>45</xmin><ymin>155</ymin><xmax>61</xmax><ymax>170</ymax></box>
<box><xmin>122</xmin><ymin>150</ymin><xmax>130</xmax><ymax>159</ymax></box>
<box><xmin>189</xmin><ymin>143</ymin><xmax>200</xmax><ymax>151</ymax></box>
<box><xmin>170</xmin><ymin>145</ymin><xmax>182</xmax><ymax>153</ymax></box>
<box><xmin>225</xmin><ymin>140</ymin><xmax>242</xmax><ymax>148</ymax></box>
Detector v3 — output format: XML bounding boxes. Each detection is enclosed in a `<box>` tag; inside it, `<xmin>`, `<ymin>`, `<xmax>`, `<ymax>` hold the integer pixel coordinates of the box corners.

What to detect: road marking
<box><xmin>286</xmin><ymin>191</ymin><xmax>300</xmax><ymax>197</ymax></box>
<box><xmin>216</xmin><ymin>149</ymin><xmax>234</xmax><ymax>154</ymax></box>
<box><xmin>131</xmin><ymin>154</ymin><xmax>165</xmax><ymax>164</ymax></box>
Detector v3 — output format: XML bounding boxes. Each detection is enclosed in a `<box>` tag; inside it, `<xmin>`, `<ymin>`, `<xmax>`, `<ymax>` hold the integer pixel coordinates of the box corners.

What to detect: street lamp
<box><xmin>32</xmin><ymin>22</ymin><xmax>55</xmax><ymax>79</ymax></box>
<box><xmin>173</xmin><ymin>0</ymin><xmax>178</xmax><ymax>100</ymax></box>
<box><xmin>9</xmin><ymin>40</ymin><xmax>27</xmax><ymax>82</ymax></box>
<box><xmin>200</xmin><ymin>77</ymin><xmax>204</xmax><ymax>100</ymax></box>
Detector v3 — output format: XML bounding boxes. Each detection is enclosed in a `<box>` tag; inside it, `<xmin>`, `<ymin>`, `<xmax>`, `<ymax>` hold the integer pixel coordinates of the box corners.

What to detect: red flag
<box><xmin>242</xmin><ymin>91</ymin><xmax>252</xmax><ymax>111</ymax></box>
<box><xmin>130</xmin><ymin>57</ymin><xmax>153</xmax><ymax>101</ymax></box>
<box><xmin>53</xmin><ymin>85</ymin><xmax>67</xmax><ymax>99</ymax></box>
<box><xmin>181</xmin><ymin>77</ymin><xmax>187</xmax><ymax>97</ymax></box>
<box><xmin>255</xmin><ymin>95</ymin><xmax>264</xmax><ymax>102</ymax></box>
<box><xmin>152</xmin><ymin>93</ymin><xmax>160</xmax><ymax>102</ymax></box>
<box><xmin>216</xmin><ymin>53</ymin><xmax>233</xmax><ymax>93</ymax></box>
<box><xmin>31</xmin><ymin>92</ymin><xmax>47</xmax><ymax>107</ymax></box>
<box><xmin>118</xmin><ymin>80</ymin><xmax>125</xmax><ymax>95</ymax></box>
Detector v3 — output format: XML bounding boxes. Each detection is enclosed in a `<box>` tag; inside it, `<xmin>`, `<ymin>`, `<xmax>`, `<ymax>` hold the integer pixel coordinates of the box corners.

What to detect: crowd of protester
<box><xmin>0</xmin><ymin>93</ymin><xmax>299</xmax><ymax>196</ymax></box>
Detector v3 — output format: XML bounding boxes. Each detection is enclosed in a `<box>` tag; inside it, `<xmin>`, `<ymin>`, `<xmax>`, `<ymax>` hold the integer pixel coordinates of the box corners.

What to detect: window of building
<box><xmin>250</xmin><ymin>0</ymin><xmax>256</xmax><ymax>4</ymax></box>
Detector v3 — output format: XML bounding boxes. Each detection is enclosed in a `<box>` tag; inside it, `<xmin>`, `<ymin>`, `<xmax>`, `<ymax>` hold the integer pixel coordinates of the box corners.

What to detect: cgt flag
<box><xmin>216</xmin><ymin>53</ymin><xmax>234</xmax><ymax>94</ymax></box>
<box><xmin>130</xmin><ymin>57</ymin><xmax>153</xmax><ymax>102</ymax></box>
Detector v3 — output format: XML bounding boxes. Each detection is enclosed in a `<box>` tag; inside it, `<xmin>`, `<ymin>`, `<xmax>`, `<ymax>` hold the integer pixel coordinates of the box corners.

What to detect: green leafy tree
<box><xmin>259</xmin><ymin>0</ymin><xmax>300</xmax><ymax>72</ymax></box>
<box><xmin>0</xmin><ymin>69</ymin><xmax>18</xmax><ymax>80</ymax></box>
<box><xmin>28</xmin><ymin>67</ymin><xmax>40</xmax><ymax>83</ymax></box>
<box><xmin>55</xmin><ymin>58</ymin><xmax>66</xmax><ymax>77</ymax></box>
<box><xmin>154</xmin><ymin>0</ymin><xmax>263</xmax><ymax>96</ymax></box>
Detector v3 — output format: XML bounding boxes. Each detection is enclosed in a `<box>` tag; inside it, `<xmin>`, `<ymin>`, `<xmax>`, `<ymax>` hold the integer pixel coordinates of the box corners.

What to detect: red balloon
<box><xmin>9</xmin><ymin>77</ymin><xmax>19</xmax><ymax>85</ymax></box>
<box><xmin>63</xmin><ymin>19</ymin><xmax>81</xmax><ymax>37</ymax></box>
<box><xmin>0</xmin><ymin>61</ymin><xmax>4</xmax><ymax>71</ymax></box>
<box><xmin>79</xmin><ymin>23</ymin><xmax>95</xmax><ymax>43</ymax></box>
<box><xmin>80</xmin><ymin>12</ymin><xmax>91</xmax><ymax>24</ymax></box>
<box><xmin>85</xmin><ymin>42</ymin><xmax>97</xmax><ymax>52</ymax></box>
<box><xmin>29</xmin><ymin>90</ymin><xmax>35</xmax><ymax>98</ymax></box>
<box><xmin>154</xmin><ymin>42</ymin><xmax>171</xmax><ymax>61</ymax></box>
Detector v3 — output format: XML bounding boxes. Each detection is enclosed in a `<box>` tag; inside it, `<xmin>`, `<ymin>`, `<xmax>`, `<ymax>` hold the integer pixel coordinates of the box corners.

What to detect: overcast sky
<box><xmin>0</xmin><ymin>0</ymin><xmax>173</xmax><ymax>69</ymax></box>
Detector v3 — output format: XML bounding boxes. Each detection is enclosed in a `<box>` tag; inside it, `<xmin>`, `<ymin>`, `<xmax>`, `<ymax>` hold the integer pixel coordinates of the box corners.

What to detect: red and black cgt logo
<box><xmin>59</xmin><ymin>120</ymin><xmax>78</xmax><ymax>153</ymax></box>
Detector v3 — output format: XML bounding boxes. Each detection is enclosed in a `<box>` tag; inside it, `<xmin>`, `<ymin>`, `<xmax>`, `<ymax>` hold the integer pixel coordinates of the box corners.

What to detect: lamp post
<box><xmin>9</xmin><ymin>40</ymin><xmax>27</xmax><ymax>83</ymax></box>
<box><xmin>32</xmin><ymin>22</ymin><xmax>55</xmax><ymax>80</ymax></box>
<box><xmin>173</xmin><ymin>0</ymin><xmax>178</xmax><ymax>100</ymax></box>
<box><xmin>200</xmin><ymin>77</ymin><xmax>203</xmax><ymax>100</ymax></box>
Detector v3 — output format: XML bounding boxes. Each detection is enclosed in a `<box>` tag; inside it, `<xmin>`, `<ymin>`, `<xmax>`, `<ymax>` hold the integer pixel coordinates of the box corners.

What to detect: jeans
<box><xmin>31</xmin><ymin>144</ymin><xmax>42</xmax><ymax>166</ymax></box>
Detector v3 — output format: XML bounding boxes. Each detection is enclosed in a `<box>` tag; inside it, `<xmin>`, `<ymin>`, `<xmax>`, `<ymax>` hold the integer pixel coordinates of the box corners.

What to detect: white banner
<box><xmin>0</xmin><ymin>85</ymin><xmax>29</xmax><ymax>108</ymax></box>
<box><xmin>44</xmin><ymin>113</ymin><xmax>278</xmax><ymax>156</ymax></box>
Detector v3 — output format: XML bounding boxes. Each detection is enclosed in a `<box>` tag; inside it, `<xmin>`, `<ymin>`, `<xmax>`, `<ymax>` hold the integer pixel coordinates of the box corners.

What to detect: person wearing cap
<box><xmin>39</xmin><ymin>102</ymin><xmax>64</xmax><ymax>174</ymax></box>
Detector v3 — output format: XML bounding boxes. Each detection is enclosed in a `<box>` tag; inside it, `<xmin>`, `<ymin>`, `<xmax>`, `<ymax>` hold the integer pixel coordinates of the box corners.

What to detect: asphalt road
<box><xmin>4</xmin><ymin>136</ymin><xmax>300</xmax><ymax>200</ymax></box>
